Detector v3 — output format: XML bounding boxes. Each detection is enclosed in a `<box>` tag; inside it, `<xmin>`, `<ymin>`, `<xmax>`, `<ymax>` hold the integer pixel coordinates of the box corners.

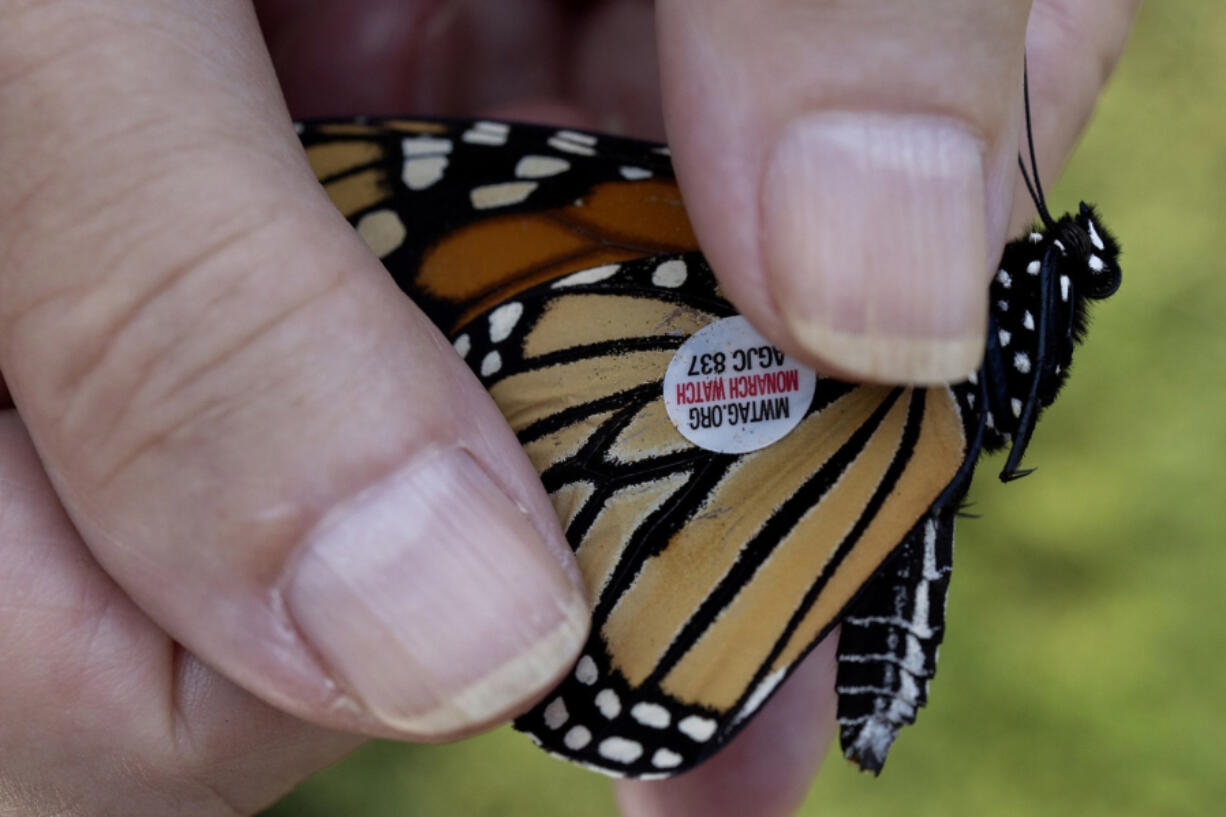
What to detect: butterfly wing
<box><xmin>300</xmin><ymin>118</ymin><xmax>977</xmax><ymax>777</ymax></box>
<box><xmin>452</xmin><ymin>251</ymin><xmax>973</xmax><ymax>776</ymax></box>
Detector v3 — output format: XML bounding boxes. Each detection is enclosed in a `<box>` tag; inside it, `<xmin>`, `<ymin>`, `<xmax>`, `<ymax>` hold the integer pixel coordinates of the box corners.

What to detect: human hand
<box><xmin>0</xmin><ymin>2</ymin><xmax>1136</xmax><ymax>816</ymax></box>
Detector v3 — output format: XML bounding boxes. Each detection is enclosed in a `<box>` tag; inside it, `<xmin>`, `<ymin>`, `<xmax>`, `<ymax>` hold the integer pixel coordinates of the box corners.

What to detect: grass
<box><xmin>264</xmin><ymin>3</ymin><xmax>1226</xmax><ymax>815</ymax></box>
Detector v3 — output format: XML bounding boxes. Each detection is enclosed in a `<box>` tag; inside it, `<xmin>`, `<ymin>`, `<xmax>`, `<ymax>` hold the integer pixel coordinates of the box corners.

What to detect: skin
<box><xmin>0</xmin><ymin>1</ymin><xmax>1138</xmax><ymax>815</ymax></box>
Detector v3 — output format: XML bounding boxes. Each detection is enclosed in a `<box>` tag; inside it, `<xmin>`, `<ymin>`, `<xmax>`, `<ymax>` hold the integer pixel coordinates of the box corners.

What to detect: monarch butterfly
<box><xmin>298</xmin><ymin>94</ymin><xmax>1120</xmax><ymax>778</ymax></box>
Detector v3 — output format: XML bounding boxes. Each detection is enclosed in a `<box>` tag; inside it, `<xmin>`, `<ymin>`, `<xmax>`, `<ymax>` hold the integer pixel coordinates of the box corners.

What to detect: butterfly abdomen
<box><xmin>836</xmin><ymin>511</ymin><xmax>954</xmax><ymax>773</ymax></box>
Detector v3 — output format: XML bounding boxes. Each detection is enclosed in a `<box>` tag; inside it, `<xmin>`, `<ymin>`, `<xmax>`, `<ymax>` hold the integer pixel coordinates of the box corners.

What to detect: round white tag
<box><xmin>662</xmin><ymin>316</ymin><xmax>817</xmax><ymax>454</ymax></box>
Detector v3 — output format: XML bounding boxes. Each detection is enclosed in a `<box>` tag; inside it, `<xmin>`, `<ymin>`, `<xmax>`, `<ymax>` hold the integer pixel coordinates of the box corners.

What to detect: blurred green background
<box><xmin>264</xmin><ymin>3</ymin><xmax>1226</xmax><ymax>815</ymax></box>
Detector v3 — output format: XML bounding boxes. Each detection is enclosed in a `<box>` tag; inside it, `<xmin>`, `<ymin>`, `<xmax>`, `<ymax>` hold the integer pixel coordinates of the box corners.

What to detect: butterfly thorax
<box><xmin>975</xmin><ymin>203</ymin><xmax>1121</xmax><ymax>460</ymax></box>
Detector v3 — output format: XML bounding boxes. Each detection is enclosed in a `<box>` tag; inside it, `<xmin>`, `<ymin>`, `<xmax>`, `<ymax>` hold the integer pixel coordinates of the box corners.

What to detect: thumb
<box><xmin>0</xmin><ymin>0</ymin><xmax>587</xmax><ymax>740</ymax></box>
<box><xmin>657</xmin><ymin>0</ymin><xmax>1031</xmax><ymax>384</ymax></box>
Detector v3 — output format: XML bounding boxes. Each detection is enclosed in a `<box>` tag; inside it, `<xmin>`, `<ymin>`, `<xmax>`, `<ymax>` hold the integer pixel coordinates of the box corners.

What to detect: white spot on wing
<box><xmin>620</xmin><ymin>166</ymin><xmax>652</xmax><ymax>180</ymax></box>
<box><xmin>651</xmin><ymin>259</ymin><xmax>688</xmax><ymax>288</ymax></box>
<box><xmin>1026</xmin><ymin>260</ymin><xmax>1041</xmax><ymax>275</ymax></box>
<box><xmin>652</xmin><ymin>748</ymin><xmax>683</xmax><ymax>769</ymax></box>
<box><xmin>997</xmin><ymin>300</ymin><xmax>1009</xmax><ymax>313</ymax></box>
<box><xmin>452</xmin><ymin>333</ymin><xmax>471</xmax><ymax>359</ymax></box>
<box><xmin>548</xmin><ymin>130</ymin><xmax>598</xmax><ymax>156</ymax></box>
<box><xmin>678</xmin><ymin>715</ymin><xmax>717</xmax><ymax>742</ymax></box>
<box><xmin>556</xmin><ymin>129</ymin><xmax>596</xmax><ymax>145</ymax></box>
<box><xmin>996</xmin><ymin>269</ymin><xmax>1012</xmax><ymax>288</ymax></box>
<box><xmin>402</xmin><ymin>137</ymin><xmax>453</xmax><ymax>156</ymax></box>
<box><xmin>1088</xmin><ymin>254</ymin><xmax>1105</xmax><ymax>272</ymax></box>
<box><xmin>515</xmin><ymin>155</ymin><xmax>570</xmax><ymax>178</ymax></box>
<box><xmin>548</xmin><ymin>138</ymin><xmax>596</xmax><ymax>156</ymax></box>
<box><xmin>462</xmin><ymin>130</ymin><xmax>506</xmax><ymax>146</ymax></box>
<box><xmin>595</xmin><ymin>689</ymin><xmax>621</xmax><ymax>719</ymax></box>
<box><xmin>998</xmin><ymin>329</ymin><xmax>1011</xmax><ymax>347</ymax></box>
<box><xmin>575</xmin><ymin>655</ymin><xmax>598</xmax><ymax>685</ymax></box>
<box><xmin>1013</xmin><ymin>352</ymin><xmax>1031</xmax><ymax>374</ymax></box>
<box><xmin>403</xmin><ymin>156</ymin><xmax>448</xmax><ymax>189</ymax></box>
<box><xmin>543</xmin><ymin>697</ymin><xmax>568</xmax><ymax>730</ymax></box>
<box><xmin>734</xmin><ymin>668</ymin><xmax>786</xmax><ymax>724</ymax></box>
<box><xmin>462</xmin><ymin>120</ymin><xmax>509</xmax><ymax>146</ymax></box>
<box><xmin>471</xmin><ymin>181</ymin><xmax>538</xmax><ymax>210</ymax></box>
<box><xmin>1023</xmin><ymin>310</ymin><xmax>1035</xmax><ymax>330</ymax></box>
<box><xmin>480</xmin><ymin>351</ymin><xmax>502</xmax><ymax>377</ymax></box>
<box><xmin>553</xmin><ymin>264</ymin><xmax>620</xmax><ymax>288</ymax></box>
<box><xmin>1011</xmin><ymin>398</ymin><xmax>1023</xmax><ymax>417</ymax></box>
<box><xmin>356</xmin><ymin>209</ymin><xmax>406</xmax><ymax>258</ymax></box>
<box><xmin>564</xmin><ymin>725</ymin><xmax>592</xmax><ymax>750</ymax></box>
<box><xmin>631</xmin><ymin>703</ymin><xmax>671</xmax><ymax>729</ymax></box>
<box><xmin>488</xmin><ymin>302</ymin><xmax>524</xmax><ymax>343</ymax></box>
<box><xmin>1060</xmin><ymin>275</ymin><xmax>1071</xmax><ymax>301</ymax></box>
<box><xmin>1028</xmin><ymin>231</ymin><xmax>1043</xmax><ymax>243</ymax></box>
<box><xmin>598</xmin><ymin>737</ymin><xmax>643</xmax><ymax>763</ymax></box>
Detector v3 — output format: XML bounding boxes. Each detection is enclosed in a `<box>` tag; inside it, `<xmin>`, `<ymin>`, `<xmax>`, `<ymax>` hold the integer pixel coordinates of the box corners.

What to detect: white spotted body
<box><xmin>976</xmin><ymin>204</ymin><xmax>1122</xmax><ymax>457</ymax></box>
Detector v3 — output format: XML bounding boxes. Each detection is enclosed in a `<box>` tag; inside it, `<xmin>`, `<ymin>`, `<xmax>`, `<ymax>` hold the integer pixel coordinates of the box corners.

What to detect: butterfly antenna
<box><xmin>1020</xmin><ymin>60</ymin><xmax>1056</xmax><ymax>229</ymax></box>
<box><xmin>1017</xmin><ymin>158</ymin><xmax>1042</xmax><ymax>221</ymax></box>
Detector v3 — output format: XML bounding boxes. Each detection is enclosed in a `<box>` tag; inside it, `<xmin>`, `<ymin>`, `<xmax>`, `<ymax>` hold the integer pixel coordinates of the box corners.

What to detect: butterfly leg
<box><xmin>835</xmin><ymin>509</ymin><xmax>955</xmax><ymax>774</ymax></box>
<box><xmin>1000</xmin><ymin>243</ymin><xmax>1059</xmax><ymax>481</ymax></box>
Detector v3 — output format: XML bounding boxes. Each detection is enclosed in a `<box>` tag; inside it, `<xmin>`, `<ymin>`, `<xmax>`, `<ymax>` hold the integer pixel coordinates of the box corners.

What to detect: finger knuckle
<box><xmin>8</xmin><ymin>199</ymin><xmax>345</xmax><ymax>495</ymax></box>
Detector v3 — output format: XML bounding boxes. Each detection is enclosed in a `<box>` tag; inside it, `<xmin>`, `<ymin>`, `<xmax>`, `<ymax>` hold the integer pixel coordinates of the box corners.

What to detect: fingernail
<box><xmin>761</xmin><ymin>112</ymin><xmax>988</xmax><ymax>383</ymax></box>
<box><xmin>286</xmin><ymin>447</ymin><xmax>588</xmax><ymax>737</ymax></box>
